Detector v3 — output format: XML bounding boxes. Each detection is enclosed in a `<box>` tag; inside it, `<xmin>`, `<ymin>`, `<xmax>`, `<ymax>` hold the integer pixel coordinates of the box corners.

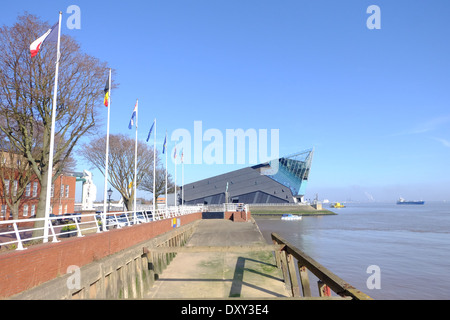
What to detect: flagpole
<box><xmin>165</xmin><ymin>131</ymin><xmax>168</xmax><ymax>218</ymax></box>
<box><xmin>43</xmin><ymin>11</ymin><xmax>62</xmax><ymax>243</ymax></box>
<box><xmin>133</xmin><ymin>100</ymin><xmax>138</xmax><ymax>224</ymax></box>
<box><xmin>182</xmin><ymin>151</ymin><xmax>184</xmax><ymax>208</ymax></box>
<box><xmin>102</xmin><ymin>68</ymin><xmax>112</xmax><ymax>231</ymax></box>
<box><xmin>174</xmin><ymin>149</ymin><xmax>177</xmax><ymax>210</ymax></box>
<box><xmin>153</xmin><ymin>118</ymin><xmax>156</xmax><ymax>218</ymax></box>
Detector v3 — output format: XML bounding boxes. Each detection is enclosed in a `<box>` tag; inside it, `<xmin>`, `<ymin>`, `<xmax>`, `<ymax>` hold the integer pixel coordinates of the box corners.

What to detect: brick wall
<box><xmin>0</xmin><ymin>174</ymin><xmax>77</xmax><ymax>222</ymax></box>
<box><xmin>0</xmin><ymin>212</ymin><xmax>202</xmax><ymax>299</ymax></box>
<box><xmin>224</xmin><ymin>211</ymin><xmax>252</xmax><ymax>222</ymax></box>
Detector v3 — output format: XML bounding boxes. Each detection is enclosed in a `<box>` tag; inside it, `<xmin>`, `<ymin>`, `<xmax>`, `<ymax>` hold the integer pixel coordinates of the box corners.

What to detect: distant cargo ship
<box><xmin>397</xmin><ymin>198</ymin><xmax>425</xmax><ymax>205</ymax></box>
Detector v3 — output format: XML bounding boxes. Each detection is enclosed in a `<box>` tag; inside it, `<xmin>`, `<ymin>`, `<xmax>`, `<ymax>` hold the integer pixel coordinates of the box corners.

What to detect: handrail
<box><xmin>249</xmin><ymin>203</ymin><xmax>312</xmax><ymax>207</ymax></box>
<box><xmin>0</xmin><ymin>206</ymin><xmax>201</xmax><ymax>251</ymax></box>
<box><xmin>202</xmin><ymin>203</ymin><xmax>249</xmax><ymax>213</ymax></box>
<box><xmin>271</xmin><ymin>232</ymin><xmax>372</xmax><ymax>300</ymax></box>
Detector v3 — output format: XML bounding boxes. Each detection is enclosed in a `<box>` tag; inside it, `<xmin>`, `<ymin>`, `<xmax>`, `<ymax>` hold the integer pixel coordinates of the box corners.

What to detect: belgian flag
<box><xmin>103</xmin><ymin>75</ymin><xmax>110</xmax><ymax>107</ymax></box>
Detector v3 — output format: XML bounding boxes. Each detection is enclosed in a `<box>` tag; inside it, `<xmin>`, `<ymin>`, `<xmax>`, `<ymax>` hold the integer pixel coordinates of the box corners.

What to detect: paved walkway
<box><xmin>146</xmin><ymin>219</ymin><xmax>289</xmax><ymax>299</ymax></box>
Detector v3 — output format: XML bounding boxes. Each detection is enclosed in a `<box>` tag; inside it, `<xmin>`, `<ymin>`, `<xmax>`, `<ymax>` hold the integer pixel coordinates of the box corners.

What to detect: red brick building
<box><xmin>0</xmin><ymin>174</ymin><xmax>77</xmax><ymax>221</ymax></box>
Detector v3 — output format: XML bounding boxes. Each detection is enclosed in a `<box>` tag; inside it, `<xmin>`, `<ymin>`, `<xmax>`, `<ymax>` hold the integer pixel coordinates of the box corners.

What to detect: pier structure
<box><xmin>145</xmin><ymin>219</ymin><xmax>289</xmax><ymax>299</ymax></box>
<box><xmin>1</xmin><ymin>205</ymin><xmax>371</xmax><ymax>300</ymax></box>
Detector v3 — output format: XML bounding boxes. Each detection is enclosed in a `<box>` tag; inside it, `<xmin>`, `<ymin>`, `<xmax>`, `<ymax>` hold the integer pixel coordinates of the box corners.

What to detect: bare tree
<box><xmin>81</xmin><ymin>134</ymin><xmax>163</xmax><ymax>211</ymax></box>
<box><xmin>140</xmin><ymin>166</ymin><xmax>175</xmax><ymax>209</ymax></box>
<box><xmin>0</xmin><ymin>14</ymin><xmax>114</xmax><ymax>236</ymax></box>
<box><xmin>0</xmin><ymin>148</ymin><xmax>34</xmax><ymax>220</ymax></box>
<box><xmin>0</xmin><ymin>127</ymin><xmax>76</xmax><ymax>220</ymax></box>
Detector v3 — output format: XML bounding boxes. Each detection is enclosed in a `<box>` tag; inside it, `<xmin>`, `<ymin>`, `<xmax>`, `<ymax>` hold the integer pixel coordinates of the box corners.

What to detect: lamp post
<box><xmin>107</xmin><ymin>188</ymin><xmax>113</xmax><ymax>213</ymax></box>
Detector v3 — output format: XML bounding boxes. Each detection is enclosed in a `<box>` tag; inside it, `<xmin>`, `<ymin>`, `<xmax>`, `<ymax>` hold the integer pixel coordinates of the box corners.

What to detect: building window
<box><xmin>33</xmin><ymin>182</ymin><xmax>38</xmax><ymax>197</ymax></box>
<box><xmin>64</xmin><ymin>204</ymin><xmax>68</xmax><ymax>214</ymax></box>
<box><xmin>13</xmin><ymin>180</ymin><xmax>18</xmax><ymax>197</ymax></box>
<box><xmin>65</xmin><ymin>185</ymin><xmax>70</xmax><ymax>198</ymax></box>
<box><xmin>26</xmin><ymin>183</ymin><xmax>31</xmax><ymax>197</ymax></box>
<box><xmin>60</xmin><ymin>185</ymin><xmax>64</xmax><ymax>198</ymax></box>
<box><xmin>5</xmin><ymin>180</ymin><xmax>9</xmax><ymax>195</ymax></box>
<box><xmin>1</xmin><ymin>205</ymin><xmax>6</xmax><ymax>219</ymax></box>
<box><xmin>51</xmin><ymin>184</ymin><xmax>54</xmax><ymax>198</ymax></box>
<box><xmin>59</xmin><ymin>205</ymin><xmax>63</xmax><ymax>215</ymax></box>
<box><xmin>31</xmin><ymin>205</ymin><xmax>36</xmax><ymax>217</ymax></box>
<box><xmin>23</xmin><ymin>205</ymin><xmax>29</xmax><ymax>217</ymax></box>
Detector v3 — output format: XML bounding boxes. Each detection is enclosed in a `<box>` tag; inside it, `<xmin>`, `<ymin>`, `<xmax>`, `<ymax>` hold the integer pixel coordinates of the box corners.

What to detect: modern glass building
<box><xmin>181</xmin><ymin>148</ymin><xmax>314</xmax><ymax>205</ymax></box>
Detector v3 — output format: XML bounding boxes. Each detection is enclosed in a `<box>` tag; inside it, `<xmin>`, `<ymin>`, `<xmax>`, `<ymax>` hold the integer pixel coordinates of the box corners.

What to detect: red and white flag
<box><xmin>30</xmin><ymin>22</ymin><xmax>59</xmax><ymax>58</ymax></box>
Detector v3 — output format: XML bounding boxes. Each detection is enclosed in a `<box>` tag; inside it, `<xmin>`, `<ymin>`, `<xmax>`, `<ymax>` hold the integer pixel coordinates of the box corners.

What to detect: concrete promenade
<box><xmin>146</xmin><ymin>219</ymin><xmax>289</xmax><ymax>299</ymax></box>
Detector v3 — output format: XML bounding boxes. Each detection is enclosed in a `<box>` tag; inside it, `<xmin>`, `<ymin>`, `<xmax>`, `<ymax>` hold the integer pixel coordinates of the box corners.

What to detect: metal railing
<box><xmin>202</xmin><ymin>203</ymin><xmax>249</xmax><ymax>213</ymax></box>
<box><xmin>271</xmin><ymin>232</ymin><xmax>372</xmax><ymax>300</ymax></box>
<box><xmin>248</xmin><ymin>203</ymin><xmax>311</xmax><ymax>207</ymax></box>
<box><xmin>0</xmin><ymin>206</ymin><xmax>201</xmax><ymax>251</ymax></box>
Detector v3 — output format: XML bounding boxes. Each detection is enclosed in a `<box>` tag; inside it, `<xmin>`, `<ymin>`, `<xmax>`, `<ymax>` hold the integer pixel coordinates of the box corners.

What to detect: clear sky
<box><xmin>2</xmin><ymin>0</ymin><xmax>450</xmax><ymax>203</ymax></box>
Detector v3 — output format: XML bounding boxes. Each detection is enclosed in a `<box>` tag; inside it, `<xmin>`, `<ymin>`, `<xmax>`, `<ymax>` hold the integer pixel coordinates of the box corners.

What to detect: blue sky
<box><xmin>2</xmin><ymin>0</ymin><xmax>450</xmax><ymax>202</ymax></box>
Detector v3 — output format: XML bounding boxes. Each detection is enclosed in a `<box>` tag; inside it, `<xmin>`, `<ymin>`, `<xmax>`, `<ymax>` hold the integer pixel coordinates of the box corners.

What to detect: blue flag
<box><xmin>146</xmin><ymin>120</ymin><xmax>155</xmax><ymax>142</ymax></box>
<box><xmin>162</xmin><ymin>134</ymin><xmax>167</xmax><ymax>154</ymax></box>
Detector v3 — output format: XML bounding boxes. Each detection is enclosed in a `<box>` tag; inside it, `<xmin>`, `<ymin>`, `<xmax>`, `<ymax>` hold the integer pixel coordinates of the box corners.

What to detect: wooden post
<box><xmin>287</xmin><ymin>253</ymin><xmax>300</xmax><ymax>297</ymax></box>
<box><xmin>162</xmin><ymin>242</ymin><xmax>167</xmax><ymax>270</ymax></box>
<box><xmin>141</xmin><ymin>251</ymin><xmax>151</xmax><ymax>292</ymax></box>
<box><xmin>279</xmin><ymin>249</ymin><xmax>292</xmax><ymax>293</ymax></box>
<box><xmin>130</xmin><ymin>259</ymin><xmax>137</xmax><ymax>298</ymax></box>
<box><xmin>272</xmin><ymin>240</ymin><xmax>281</xmax><ymax>269</ymax></box>
<box><xmin>298</xmin><ymin>264</ymin><xmax>312</xmax><ymax>297</ymax></box>
<box><xmin>318</xmin><ymin>280</ymin><xmax>331</xmax><ymax>297</ymax></box>
<box><xmin>147</xmin><ymin>252</ymin><xmax>155</xmax><ymax>285</ymax></box>
<box><xmin>271</xmin><ymin>232</ymin><xmax>372</xmax><ymax>300</ymax></box>
<box><xmin>136</xmin><ymin>257</ymin><xmax>144</xmax><ymax>298</ymax></box>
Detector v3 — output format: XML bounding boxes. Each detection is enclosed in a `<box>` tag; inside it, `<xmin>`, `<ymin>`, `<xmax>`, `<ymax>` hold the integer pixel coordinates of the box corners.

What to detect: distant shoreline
<box><xmin>249</xmin><ymin>204</ymin><xmax>337</xmax><ymax>216</ymax></box>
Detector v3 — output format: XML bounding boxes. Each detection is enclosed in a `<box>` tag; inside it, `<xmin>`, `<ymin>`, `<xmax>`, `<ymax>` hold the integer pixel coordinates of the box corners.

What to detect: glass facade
<box><xmin>265</xmin><ymin>149</ymin><xmax>314</xmax><ymax>196</ymax></box>
<box><xmin>183</xmin><ymin>148</ymin><xmax>314</xmax><ymax>205</ymax></box>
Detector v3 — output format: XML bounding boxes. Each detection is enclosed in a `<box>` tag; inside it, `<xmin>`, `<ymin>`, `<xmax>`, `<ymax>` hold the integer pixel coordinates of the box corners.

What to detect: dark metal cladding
<box><xmin>181</xmin><ymin>149</ymin><xmax>314</xmax><ymax>205</ymax></box>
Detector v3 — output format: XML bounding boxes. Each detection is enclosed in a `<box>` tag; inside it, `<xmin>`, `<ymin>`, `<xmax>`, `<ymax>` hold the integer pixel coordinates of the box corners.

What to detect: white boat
<box><xmin>281</xmin><ymin>214</ymin><xmax>302</xmax><ymax>221</ymax></box>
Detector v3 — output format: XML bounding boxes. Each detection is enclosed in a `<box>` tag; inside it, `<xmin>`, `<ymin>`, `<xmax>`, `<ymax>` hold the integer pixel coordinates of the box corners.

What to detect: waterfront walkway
<box><xmin>146</xmin><ymin>219</ymin><xmax>289</xmax><ymax>299</ymax></box>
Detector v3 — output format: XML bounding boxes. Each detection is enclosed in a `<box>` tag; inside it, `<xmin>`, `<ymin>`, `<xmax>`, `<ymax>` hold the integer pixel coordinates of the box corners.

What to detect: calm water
<box><xmin>255</xmin><ymin>202</ymin><xmax>450</xmax><ymax>300</ymax></box>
